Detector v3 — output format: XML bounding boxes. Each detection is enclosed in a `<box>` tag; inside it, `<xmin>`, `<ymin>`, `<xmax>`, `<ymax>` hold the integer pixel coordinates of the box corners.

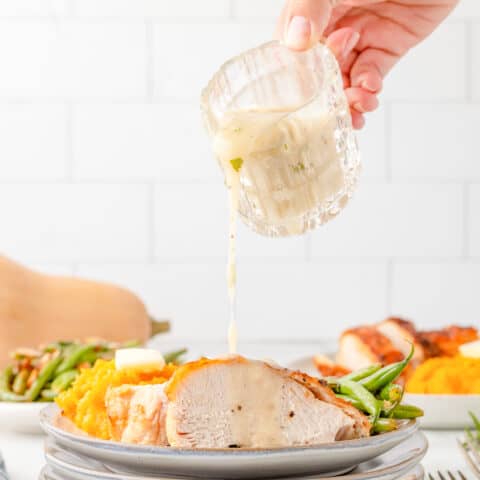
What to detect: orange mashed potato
<box><xmin>56</xmin><ymin>359</ymin><xmax>176</xmax><ymax>439</ymax></box>
<box><xmin>406</xmin><ymin>356</ymin><xmax>480</xmax><ymax>394</ymax></box>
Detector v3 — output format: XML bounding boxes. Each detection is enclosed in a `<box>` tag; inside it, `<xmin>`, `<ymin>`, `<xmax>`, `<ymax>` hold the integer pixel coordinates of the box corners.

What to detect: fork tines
<box><xmin>429</xmin><ymin>470</ymin><xmax>469</xmax><ymax>480</ymax></box>
<box><xmin>458</xmin><ymin>437</ymin><xmax>480</xmax><ymax>479</ymax></box>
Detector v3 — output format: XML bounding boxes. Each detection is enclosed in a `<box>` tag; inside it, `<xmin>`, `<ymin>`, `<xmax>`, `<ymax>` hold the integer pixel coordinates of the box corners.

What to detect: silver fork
<box><xmin>458</xmin><ymin>437</ymin><xmax>480</xmax><ymax>479</ymax></box>
<box><xmin>428</xmin><ymin>471</ymin><xmax>469</xmax><ymax>480</ymax></box>
<box><xmin>0</xmin><ymin>452</ymin><xmax>10</xmax><ymax>480</ymax></box>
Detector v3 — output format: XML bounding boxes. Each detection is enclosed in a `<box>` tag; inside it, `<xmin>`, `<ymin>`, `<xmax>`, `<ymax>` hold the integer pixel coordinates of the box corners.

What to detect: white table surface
<box><xmin>0</xmin><ymin>341</ymin><xmax>475</xmax><ymax>479</ymax></box>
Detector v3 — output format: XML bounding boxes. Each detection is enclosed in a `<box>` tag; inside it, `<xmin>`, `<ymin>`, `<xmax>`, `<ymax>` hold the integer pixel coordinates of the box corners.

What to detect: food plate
<box><xmin>287</xmin><ymin>356</ymin><xmax>480</xmax><ymax>430</ymax></box>
<box><xmin>404</xmin><ymin>393</ymin><xmax>480</xmax><ymax>430</ymax></box>
<box><xmin>41</xmin><ymin>432</ymin><xmax>427</xmax><ymax>480</ymax></box>
<box><xmin>0</xmin><ymin>401</ymin><xmax>45</xmax><ymax>434</ymax></box>
<box><xmin>40</xmin><ymin>404</ymin><xmax>419</xmax><ymax>479</ymax></box>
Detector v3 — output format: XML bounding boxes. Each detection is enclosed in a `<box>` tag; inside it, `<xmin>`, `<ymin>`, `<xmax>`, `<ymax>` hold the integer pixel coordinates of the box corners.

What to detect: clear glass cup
<box><xmin>201</xmin><ymin>40</ymin><xmax>361</xmax><ymax>237</ymax></box>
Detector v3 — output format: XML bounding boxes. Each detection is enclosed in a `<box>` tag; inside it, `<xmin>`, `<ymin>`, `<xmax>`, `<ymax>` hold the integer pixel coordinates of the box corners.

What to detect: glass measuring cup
<box><xmin>201</xmin><ymin>40</ymin><xmax>361</xmax><ymax>237</ymax></box>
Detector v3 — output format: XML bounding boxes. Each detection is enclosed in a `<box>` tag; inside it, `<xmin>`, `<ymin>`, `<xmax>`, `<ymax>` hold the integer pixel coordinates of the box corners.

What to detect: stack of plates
<box><xmin>39</xmin><ymin>404</ymin><xmax>427</xmax><ymax>480</ymax></box>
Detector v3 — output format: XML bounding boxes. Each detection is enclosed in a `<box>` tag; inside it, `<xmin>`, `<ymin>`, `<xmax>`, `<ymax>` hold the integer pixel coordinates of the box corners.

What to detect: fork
<box><xmin>428</xmin><ymin>470</ymin><xmax>469</xmax><ymax>480</ymax></box>
<box><xmin>458</xmin><ymin>437</ymin><xmax>480</xmax><ymax>479</ymax></box>
<box><xmin>0</xmin><ymin>452</ymin><xmax>10</xmax><ymax>480</ymax></box>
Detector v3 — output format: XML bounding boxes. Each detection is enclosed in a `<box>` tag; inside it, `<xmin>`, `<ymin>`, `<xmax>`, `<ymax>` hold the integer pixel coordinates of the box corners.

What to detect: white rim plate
<box><xmin>0</xmin><ymin>401</ymin><xmax>47</xmax><ymax>434</ymax></box>
<box><xmin>41</xmin><ymin>404</ymin><xmax>419</xmax><ymax>479</ymax></box>
<box><xmin>42</xmin><ymin>433</ymin><xmax>427</xmax><ymax>480</ymax></box>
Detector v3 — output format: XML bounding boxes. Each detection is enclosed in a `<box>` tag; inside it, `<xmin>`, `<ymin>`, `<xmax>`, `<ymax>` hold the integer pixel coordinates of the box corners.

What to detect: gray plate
<box><xmin>41</xmin><ymin>433</ymin><xmax>427</xmax><ymax>480</ymax></box>
<box><xmin>40</xmin><ymin>405</ymin><xmax>420</xmax><ymax>479</ymax></box>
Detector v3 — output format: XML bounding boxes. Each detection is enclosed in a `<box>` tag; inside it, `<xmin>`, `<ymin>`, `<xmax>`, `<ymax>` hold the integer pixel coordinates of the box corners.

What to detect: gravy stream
<box><xmin>215</xmin><ymin>109</ymin><xmax>344</xmax><ymax>354</ymax></box>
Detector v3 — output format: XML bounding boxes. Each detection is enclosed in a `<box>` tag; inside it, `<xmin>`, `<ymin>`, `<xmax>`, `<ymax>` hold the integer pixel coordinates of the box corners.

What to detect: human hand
<box><xmin>276</xmin><ymin>0</ymin><xmax>459</xmax><ymax>128</ymax></box>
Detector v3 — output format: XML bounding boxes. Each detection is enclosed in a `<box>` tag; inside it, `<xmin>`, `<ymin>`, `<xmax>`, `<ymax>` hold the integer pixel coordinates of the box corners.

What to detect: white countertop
<box><xmin>0</xmin><ymin>429</ymin><xmax>471</xmax><ymax>479</ymax></box>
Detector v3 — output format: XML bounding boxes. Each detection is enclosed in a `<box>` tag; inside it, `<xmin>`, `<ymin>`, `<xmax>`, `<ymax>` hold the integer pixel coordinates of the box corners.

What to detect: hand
<box><xmin>276</xmin><ymin>0</ymin><xmax>459</xmax><ymax>129</ymax></box>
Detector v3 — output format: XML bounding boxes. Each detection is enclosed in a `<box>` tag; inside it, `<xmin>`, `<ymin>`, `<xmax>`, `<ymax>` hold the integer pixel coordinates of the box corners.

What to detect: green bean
<box><xmin>12</xmin><ymin>369</ymin><xmax>29</xmax><ymax>395</ymax></box>
<box><xmin>335</xmin><ymin>394</ymin><xmax>364</xmax><ymax>410</ymax></box>
<box><xmin>379</xmin><ymin>383</ymin><xmax>404</xmax><ymax>403</ymax></box>
<box><xmin>43</xmin><ymin>341</ymin><xmax>73</xmax><ymax>353</ymax></box>
<box><xmin>389</xmin><ymin>404</ymin><xmax>424</xmax><ymax>419</ymax></box>
<box><xmin>373</xmin><ymin>418</ymin><xmax>398</xmax><ymax>434</ymax></box>
<box><xmin>360</xmin><ymin>345</ymin><xmax>414</xmax><ymax>392</ymax></box>
<box><xmin>341</xmin><ymin>364</ymin><xmax>383</xmax><ymax>382</ymax></box>
<box><xmin>163</xmin><ymin>348</ymin><xmax>188</xmax><ymax>365</ymax></box>
<box><xmin>0</xmin><ymin>366</ymin><xmax>14</xmax><ymax>392</ymax></box>
<box><xmin>51</xmin><ymin>369</ymin><xmax>78</xmax><ymax>393</ymax></box>
<box><xmin>0</xmin><ymin>391</ymin><xmax>26</xmax><ymax>402</ymax></box>
<box><xmin>40</xmin><ymin>389</ymin><xmax>57</xmax><ymax>401</ymax></box>
<box><xmin>338</xmin><ymin>379</ymin><xmax>381</xmax><ymax>419</ymax></box>
<box><xmin>26</xmin><ymin>356</ymin><xmax>62</xmax><ymax>401</ymax></box>
<box><xmin>77</xmin><ymin>350</ymin><xmax>99</xmax><ymax>365</ymax></box>
<box><xmin>469</xmin><ymin>412</ymin><xmax>480</xmax><ymax>441</ymax></box>
<box><xmin>55</xmin><ymin>345</ymin><xmax>94</xmax><ymax>376</ymax></box>
<box><xmin>0</xmin><ymin>366</ymin><xmax>26</xmax><ymax>401</ymax></box>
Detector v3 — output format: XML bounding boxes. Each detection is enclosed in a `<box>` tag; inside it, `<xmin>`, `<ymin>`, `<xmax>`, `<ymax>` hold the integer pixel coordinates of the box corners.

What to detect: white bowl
<box><xmin>0</xmin><ymin>401</ymin><xmax>46</xmax><ymax>434</ymax></box>
<box><xmin>404</xmin><ymin>393</ymin><xmax>480</xmax><ymax>430</ymax></box>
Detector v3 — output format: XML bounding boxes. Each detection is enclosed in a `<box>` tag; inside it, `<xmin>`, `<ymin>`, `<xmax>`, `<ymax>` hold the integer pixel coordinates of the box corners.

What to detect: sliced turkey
<box><xmin>105</xmin><ymin>384</ymin><xmax>168</xmax><ymax>445</ymax></box>
<box><xmin>164</xmin><ymin>357</ymin><xmax>370</xmax><ymax>448</ymax></box>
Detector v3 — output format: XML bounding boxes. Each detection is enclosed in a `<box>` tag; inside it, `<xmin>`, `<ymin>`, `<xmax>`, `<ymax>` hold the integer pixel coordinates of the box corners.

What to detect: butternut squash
<box><xmin>0</xmin><ymin>256</ymin><xmax>157</xmax><ymax>367</ymax></box>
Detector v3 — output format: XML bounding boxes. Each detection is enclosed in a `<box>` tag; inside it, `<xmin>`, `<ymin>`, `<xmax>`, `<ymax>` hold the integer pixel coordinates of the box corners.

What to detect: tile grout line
<box><xmin>67</xmin><ymin>0</ymin><xmax>75</xmax><ymax>17</ymax></box>
<box><xmin>384</xmin><ymin>102</ymin><xmax>392</xmax><ymax>183</ymax></box>
<box><xmin>145</xmin><ymin>18</ymin><xmax>155</xmax><ymax>102</ymax></box>
<box><xmin>147</xmin><ymin>183</ymin><xmax>156</xmax><ymax>263</ymax></box>
<box><xmin>385</xmin><ymin>258</ymin><xmax>393</xmax><ymax>315</ymax></box>
<box><xmin>463</xmin><ymin>182</ymin><xmax>470</xmax><ymax>259</ymax></box>
<box><xmin>228</xmin><ymin>0</ymin><xmax>235</xmax><ymax>20</ymax></box>
<box><xmin>465</xmin><ymin>20</ymin><xmax>473</xmax><ymax>102</ymax></box>
<box><xmin>65</xmin><ymin>102</ymin><xmax>74</xmax><ymax>181</ymax></box>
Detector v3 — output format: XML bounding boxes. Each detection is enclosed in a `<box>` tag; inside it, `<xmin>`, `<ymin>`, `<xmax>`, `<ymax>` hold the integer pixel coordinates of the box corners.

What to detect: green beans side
<box><xmin>330</xmin><ymin>345</ymin><xmax>422</xmax><ymax>434</ymax></box>
<box><xmin>379</xmin><ymin>383</ymin><xmax>403</xmax><ymax>403</ymax></box>
<box><xmin>1</xmin><ymin>341</ymin><xmax>189</xmax><ymax>403</ymax></box>
<box><xmin>373</xmin><ymin>418</ymin><xmax>398</xmax><ymax>433</ymax></box>
<box><xmin>360</xmin><ymin>345</ymin><xmax>414</xmax><ymax>392</ymax></box>
<box><xmin>51</xmin><ymin>369</ymin><xmax>79</xmax><ymax>393</ymax></box>
<box><xmin>55</xmin><ymin>345</ymin><xmax>95</xmax><ymax>376</ymax></box>
<box><xmin>341</xmin><ymin>364</ymin><xmax>382</xmax><ymax>382</ymax></box>
<box><xmin>0</xmin><ymin>366</ymin><xmax>25</xmax><ymax>401</ymax></box>
<box><xmin>337</xmin><ymin>379</ymin><xmax>381</xmax><ymax>420</ymax></box>
<box><xmin>12</xmin><ymin>369</ymin><xmax>29</xmax><ymax>395</ymax></box>
<box><xmin>389</xmin><ymin>404</ymin><xmax>424</xmax><ymax>419</ymax></box>
<box><xmin>26</xmin><ymin>356</ymin><xmax>62</xmax><ymax>401</ymax></box>
<box><xmin>163</xmin><ymin>348</ymin><xmax>188</xmax><ymax>365</ymax></box>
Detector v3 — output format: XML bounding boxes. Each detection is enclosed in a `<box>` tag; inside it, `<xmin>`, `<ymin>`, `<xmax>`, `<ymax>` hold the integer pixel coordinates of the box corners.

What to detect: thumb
<box><xmin>276</xmin><ymin>0</ymin><xmax>334</xmax><ymax>51</ymax></box>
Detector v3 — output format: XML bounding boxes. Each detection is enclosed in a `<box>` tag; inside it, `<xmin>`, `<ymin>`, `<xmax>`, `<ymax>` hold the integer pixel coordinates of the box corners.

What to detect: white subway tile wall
<box><xmin>1</xmin><ymin>0</ymin><xmax>479</xmax><ymax>342</ymax></box>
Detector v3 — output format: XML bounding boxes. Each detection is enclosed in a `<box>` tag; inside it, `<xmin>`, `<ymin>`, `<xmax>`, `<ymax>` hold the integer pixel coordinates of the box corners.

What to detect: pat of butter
<box><xmin>115</xmin><ymin>348</ymin><xmax>165</xmax><ymax>370</ymax></box>
<box><xmin>459</xmin><ymin>340</ymin><xmax>480</xmax><ymax>358</ymax></box>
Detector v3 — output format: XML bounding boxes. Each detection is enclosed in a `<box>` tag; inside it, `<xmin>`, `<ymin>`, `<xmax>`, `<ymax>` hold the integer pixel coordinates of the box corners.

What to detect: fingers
<box><xmin>349</xmin><ymin>48</ymin><xmax>396</xmax><ymax>91</ymax></box>
<box><xmin>346</xmin><ymin>87</ymin><xmax>379</xmax><ymax>114</ymax></box>
<box><xmin>325</xmin><ymin>27</ymin><xmax>359</xmax><ymax>60</ymax></box>
<box><xmin>350</xmin><ymin>109</ymin><xmax>365</xmax><ymax>130</ymax></box>
<box><xmin>275</xmin><ymin>0</ymin><xmax>333</xmax><ymax>51</ymax></box>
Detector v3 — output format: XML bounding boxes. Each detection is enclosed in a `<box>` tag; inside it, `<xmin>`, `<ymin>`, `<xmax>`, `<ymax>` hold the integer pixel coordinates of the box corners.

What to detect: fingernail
<box><xmin>285</xmin><ymin>16</ymin><xmax>311</xmax><ymax>49</ymax></box>
<box><xmin>353</xmin><ymin>102</ymin><xmax>366</xmax><ymax>113</ymax></box>
<box><xmin>342</xmin><ymin>31</ymin><xmax>359</xmax><ymax>57</ymax></box>
<box><xmin>361</xmin><ymin>78</ymin><xmax>377</xmax><ymax>92</ymax></box>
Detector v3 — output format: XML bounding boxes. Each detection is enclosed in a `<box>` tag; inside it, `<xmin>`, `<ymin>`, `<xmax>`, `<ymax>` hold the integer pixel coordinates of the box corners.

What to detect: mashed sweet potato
<box><xmin>406</xmin><ymin>356</ymin><xmax>480</xmax><ymax>394</ymax></box>
<box><xmin>56</xmin><ymin>359</ymin><xmax>176</xmax><ymax>439</ymax></box>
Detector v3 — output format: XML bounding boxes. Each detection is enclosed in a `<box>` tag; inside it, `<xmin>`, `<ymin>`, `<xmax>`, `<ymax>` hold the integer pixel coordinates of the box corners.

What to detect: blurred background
<box><xmin>0</xmin><ymin>0</ymin><xmax>479</xmax><ymax>342</ymax></box>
